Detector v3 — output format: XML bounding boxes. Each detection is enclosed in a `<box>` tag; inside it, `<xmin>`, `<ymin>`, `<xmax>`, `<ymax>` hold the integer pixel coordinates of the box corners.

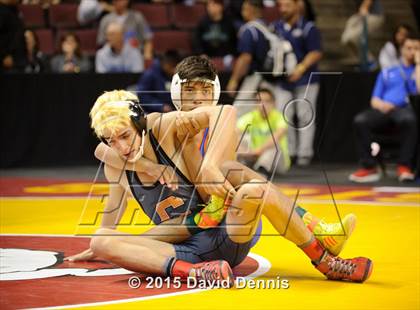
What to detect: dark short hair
<box><xmin>59</xmin><ymin>32</ymin><xmax>82</xmax><ymax>58</ymax></box>
<box><xmin>162</xmin><ymin>49</ymin><xmax>181</xmax><ymax>66</ymax></box>
<box><xmin>392</xmin><ymin>24</ymin><xmax>413</xmax><ymax>46</ymax></box>
<box><xmin>402</xmin><ymin>33</ymin><xmax>420</xmax><ymax>46</ymax></box>
<box><xmin>244</xmin><ymin>0</ymin><xmax>264</xmax><ymax>9</ymax></box>
<box><xmin>209</xmin><ymin>0</ymin><xmax>224</xmax><ymax>5</ymax></box>
<box><xmin>256</xmin><ymin>87</ymin><xmax>275</xmax><ymax>101</ymax></box>
<box><xmin>175</xmin><ymin>55</ymin><xmax>217</xmax><ymax>80</ymax></box>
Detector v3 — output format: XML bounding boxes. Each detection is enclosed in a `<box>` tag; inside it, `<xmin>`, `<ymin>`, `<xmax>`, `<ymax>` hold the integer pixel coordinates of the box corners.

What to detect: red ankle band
<box><xmin>171</xmin><ymin>260</ymin><xmax>193</xmax><ymax>279</ymax></box>
<box><xmin>300</xmin><ymin>238</ymin><xmax>325</xmax><ymax>261</ymax></box>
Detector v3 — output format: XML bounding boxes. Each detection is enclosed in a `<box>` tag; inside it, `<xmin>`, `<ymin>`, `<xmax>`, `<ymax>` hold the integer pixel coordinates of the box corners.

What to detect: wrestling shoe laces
<box><xmin>327</xmin><ymin>255</ymin><xmax>356</xmax><ymax>275</ymax></box>
<box><xmin>314</xmin><ymin>251</ymin><xmax>373</xmax><ymax>283</ymax></box>
<box><xmin>189</xmin><ymin>260</ymin><xmax>234</xmax><ymax>286</ymax></box>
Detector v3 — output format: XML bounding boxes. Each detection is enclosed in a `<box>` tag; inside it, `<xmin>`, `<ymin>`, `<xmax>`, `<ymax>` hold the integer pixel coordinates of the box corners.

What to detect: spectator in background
<box><xmin>379</xmin><ymin>24</ymin><xmax>412</xmax><ymax>69</ymax></box>
<box><xmin>24</xmin><ymin>29</ymin><xmax>47</xmax><ymax>73</ymax></box>
<box><xmin>226</xmin><ymin>0</ymin><xmax>271</xmax><ymax>116</ymax></box>
<box><xmin>0</xmin><ymin>0</ymin><xmax>26</xmax><ymax>73</ymax></box>
<box><xmin>193</xmin><ymin>0</ymin><xmax>237</xmax><ymax>62</ymax></box>
<box><xmin>136</xmin><ymin>50</ymin><xmax>181</xmax><ymax>113</ymax></box>
<box><xmin>51</xmin><ymin>32</ymin><xmax>91</xmax><ymax>73</ymax></box>
<box><xmin>22</xmin><ymin>0</ymin><xmax>60</xmax><ymax>9</ymax></box>
<box><xmin>77</xmin><ymin>0</ymin><xmax>114</xmax><ymax>26</ymax></box>
<box><xmin>96</xmin><ymin>22</ymin><xmax>143</xmax><ymax>73</ymax></box>
<box><xmin>97</xmin><ymin>0</ymin><xmax>153</xmax><ymax>61</ymax></box>
<box><xmin>224</xmin><ymin>0</ymin><xmax>245</xmax><ymax>29</ymax></box>
<box><xmin>272</xmin><ymin>0</ymin><xmax>322</xmax><ymax>166</ymax></box>
<box><xmin>341</xmin><ymin>0</ymin><xmax>384</xmax><ymax>70</ymax></box>
<box><xmin>411</xmin><ymin>0</ymin><xmax>420</xmax><ymax>31</ymax></box>
<box><xmin>263</xmin><ymin>0</ymin><xmax>276</xmax><ymax>7</ymax></box>
<box><xmin>237</xmin><ymin>88</ymin><xmax>290</xmax><ymax>175</ymax></box>
<box><xmin>350</xmin><ymin>35</ymin><xmax>419</xmax><ymax>183</ymax></box>
<box><xmin>298</xmin><ymin>0</ymin><xmax>316</xmax><ymax>22</ymax></box>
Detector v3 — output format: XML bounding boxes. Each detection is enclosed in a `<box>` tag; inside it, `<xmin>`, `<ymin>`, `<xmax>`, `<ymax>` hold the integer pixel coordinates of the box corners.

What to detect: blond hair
<box><xmin>90</xmin><ymin>90</ymin><xmax>138</xmax><ymax>138</ymax></box>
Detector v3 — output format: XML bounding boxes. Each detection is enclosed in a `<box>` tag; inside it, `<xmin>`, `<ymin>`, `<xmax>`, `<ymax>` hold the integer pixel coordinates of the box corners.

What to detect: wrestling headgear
<box><xmin>170</xmin><ymin>73</ymin><xmax>221</xmax><ymax>111</ymax></box>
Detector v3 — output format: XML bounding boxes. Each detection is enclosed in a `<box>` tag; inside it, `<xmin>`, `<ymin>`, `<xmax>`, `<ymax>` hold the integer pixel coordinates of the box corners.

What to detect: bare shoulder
<box><xmin>146</xmin><ymin>112</ymin><xmax>162</xmax><ymax>128</ymax></box>
<box><xmin>150</xmin><ymin>111</ymin><xmax>177</xmax><ymax>139</ymax></box>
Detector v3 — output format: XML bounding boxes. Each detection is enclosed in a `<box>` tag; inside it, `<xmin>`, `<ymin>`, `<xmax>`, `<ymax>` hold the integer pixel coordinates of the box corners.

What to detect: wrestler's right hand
<box><xmin>145</xmin><ymin>163</ymin><xmax>178</xmax><ymax>190</ymax></box>
<box><xmin>64</xmin><ymin>248</ymin><xmax>97</xmax><ymax>262</ymax></box>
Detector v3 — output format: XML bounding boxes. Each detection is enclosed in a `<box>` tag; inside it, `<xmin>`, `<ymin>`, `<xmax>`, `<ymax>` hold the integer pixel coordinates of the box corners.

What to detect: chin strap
<box><xmin>126</xmin><ymin>129</ymin><xmax>146</xmax><ymax>163</ymax></box>
<box><xmin>139</xmin><ymin>129</ymin><xmax>146</xmax><ymax>157</ymax></box>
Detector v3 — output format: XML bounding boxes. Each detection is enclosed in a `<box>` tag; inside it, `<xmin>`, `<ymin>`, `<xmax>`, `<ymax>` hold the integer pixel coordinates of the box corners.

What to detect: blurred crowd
<box><xmin>1</xmin><ymin>0</ymin><xmax>419</xmax><ymax>182</ymax></box>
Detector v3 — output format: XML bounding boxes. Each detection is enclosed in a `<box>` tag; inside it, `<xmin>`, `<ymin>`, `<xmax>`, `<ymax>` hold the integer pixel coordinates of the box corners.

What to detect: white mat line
<box><xmin>25</xmin><ymin>252</ymin><xmax>270</xmax><ymax>310</ymax></box>
<box><xmin>373</xmin><ymin>186</ymin><xmax>420</xmax><ymax>193</ymax></box>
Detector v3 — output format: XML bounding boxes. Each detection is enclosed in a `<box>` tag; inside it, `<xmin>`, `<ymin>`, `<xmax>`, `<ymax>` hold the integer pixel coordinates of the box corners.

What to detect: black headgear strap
<box><xmin>128</xmin><ymin>98</ymin><xmax>147</xmax><ymax>135</ymax></box>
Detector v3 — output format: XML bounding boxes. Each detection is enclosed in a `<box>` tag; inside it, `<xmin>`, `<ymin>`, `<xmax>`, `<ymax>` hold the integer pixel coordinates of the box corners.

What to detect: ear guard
<box><xmin>128</xmin><ymin>98</ymin><xmax>147</xmax><ymax>135</ymax></box>
<box><xmin>170</xmin><ymin>73</ymin><xmax>221</xmax><ymax>111</ymax></box>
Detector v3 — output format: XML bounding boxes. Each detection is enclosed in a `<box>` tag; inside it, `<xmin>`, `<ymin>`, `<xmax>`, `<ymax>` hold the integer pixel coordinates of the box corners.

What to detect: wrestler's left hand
<box><xmin>64</xmin><ymin>248</ymin><xmax>97</xmax><ymax>262</ymax></box>
<box><xmin>176</xmin><ymin>113</ymin><xmax>201</xmax><ymax>142</ymax></box>
<box><xmin>197</xmin><ymin>163</ymin><xmax>236</xmax><ymax>198</ymax></box>
<box><xmin>146</xmin><ymin>163</ymin><xmax>179</xmax><ymax>190</ymax></box>
<box><xmin>126</xmin><ymin>150</ymin><xmax>178</xmax><ymax>190</ymax></box>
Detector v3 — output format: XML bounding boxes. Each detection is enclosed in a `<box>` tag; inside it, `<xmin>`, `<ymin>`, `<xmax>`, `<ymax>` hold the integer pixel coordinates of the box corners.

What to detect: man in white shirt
<box><xmin>95</xmin><ymin>22</ymin><xmax>143</xmax><ymax>73</ymax></box>
<box><xmin>96</xmin><ymin>0</ymin><xmax>153</xmax><ymax>61</ymax></box>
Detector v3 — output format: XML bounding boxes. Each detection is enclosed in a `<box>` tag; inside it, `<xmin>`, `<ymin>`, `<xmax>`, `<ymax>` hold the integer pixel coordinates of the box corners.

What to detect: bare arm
<box><xmin>101</xmin><ymin>164</ymin><xmax>129</xmax><ymax>229</ymax></box>
<box><xmin>415</xmin><ymin>50</ymin><xmax>420</xmax><ymax>93</ymax></box>
<box><xmin>95</xmin><ymin>143</ymin><xmax>153</xmax><ymax>173</ymax></box>
<box><xmin>103</xmin><ymin>157</ymin><xmax>191</xmax><ymax>242</ymax></box>
<box><xmin>289</xmin><ymin>51</ymin><xmax>322</xmax><ymax>83</ymax></box>
<box><xmin>143</xmin><ymin>40</ymin><xmax>153</xmax><ymax>61</ymax></box>
<box><xmin>64</xmin><ymin>164</ymin><xmax>128</xmax><ymax>261</ymax></box>
<box><xmin>371</xmin><ymin>96</ymin><xmax>395</xmax><ymax>113</ymax></box>
<box><xmin>94</xmin><ymin>143</ymin><xmax>178</xmax><ymax>189</ymax></box>
<box><xmin>226</xmin><ymin>53</ymin><xmax>252</xmax><ymax>94</ymax></box>
<box><xmin>197</xmin><ymin>105</ymin><xmax>237</xmax><ymax>167</ymax></box>
<box><xmin>359</xmin><ymin>0</ymin><xmax>372</xmax><ymax>15</ymax></box>
<box><xmin>300</xmin><ymin>51</ymin><xmax>323</xmax><ymax>71</ymax></box>
<box><xmin>253</xmin><ymin>126</ymin><xmax>287</xmax><ymax>155</ymax></box>
<box><xmin>154</xmin><ymin>105</ymin><xmax>237</xmax><ymax>166</ymax></box>
<box><xmin>154</xmin><ymin>105</ymin><xmax>238</xmax><ymax>196</ymax></box>
<box><xmin>186</xmin><ymin>105</ymin><xmax>238</xmax><ymax>195</ymax></box>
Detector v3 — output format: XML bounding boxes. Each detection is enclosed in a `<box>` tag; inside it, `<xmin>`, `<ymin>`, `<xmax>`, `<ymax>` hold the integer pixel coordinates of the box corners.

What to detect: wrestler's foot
<box><xmin>304</xmin><ymin>213</ymin><xmax>357</xmax><ymax>256</ymax></box>
<box><xmin>195</xmin><ymin>195</ymin><xmax>230</xmax><ymax>229</ymax></box>
<box><xmin>314</xmin><ymin>251</ymin><xmax>373</xmax><ymax>283</ymax></box>
<box><xmin>189</xmin><ymin>260</ymin><xmax>234</xmax><ymax>287</ymax></box>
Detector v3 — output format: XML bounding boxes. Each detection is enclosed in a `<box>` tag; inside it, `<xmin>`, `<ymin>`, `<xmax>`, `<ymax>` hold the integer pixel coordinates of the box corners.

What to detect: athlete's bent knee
<box><xmin>220</xmin><ymin>160</ymin><xmax>241</xmax><ymax>175</ymax></box>
<box><xmin>90</xmin><ymin>228</ymin><xmax>116</xmax><ymax>257</ymax></box>
<box><xmin>236</xmin><ymin>179</ymin><xmax>266</xmax><ymax>199</ymax></box>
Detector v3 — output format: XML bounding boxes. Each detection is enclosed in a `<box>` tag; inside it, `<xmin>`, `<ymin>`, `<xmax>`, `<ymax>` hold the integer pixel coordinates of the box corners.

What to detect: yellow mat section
<box><xmin>1</xmin><ymin>192</ymin><xmax>419</xmax><ymax>310</ymax></box>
